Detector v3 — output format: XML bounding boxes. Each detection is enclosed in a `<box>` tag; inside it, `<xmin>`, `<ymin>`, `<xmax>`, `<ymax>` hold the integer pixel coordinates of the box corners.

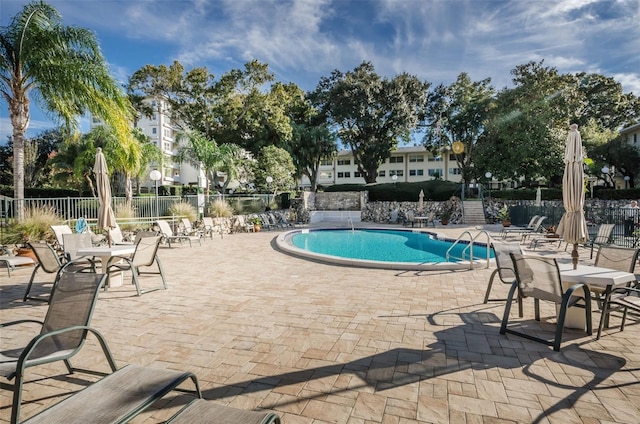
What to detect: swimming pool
<box><xmin>276</xmin><ymin>228</ymin><xmax>494</xmax><ymax>270</ymax></box>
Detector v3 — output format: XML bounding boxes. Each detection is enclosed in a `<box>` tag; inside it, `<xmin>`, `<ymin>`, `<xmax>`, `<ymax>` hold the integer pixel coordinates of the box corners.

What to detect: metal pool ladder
<box><xmin>446</xmin><ymin>230</ymin><xmax>492</xmax><ymax>269</ymax></box>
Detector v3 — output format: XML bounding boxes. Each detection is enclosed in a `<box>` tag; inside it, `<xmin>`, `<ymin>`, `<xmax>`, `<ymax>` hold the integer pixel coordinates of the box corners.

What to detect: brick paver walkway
<box><xmin>1</xmin><ymin>224</ymin><xmax>638</xmax><ymax>423</ymax></box>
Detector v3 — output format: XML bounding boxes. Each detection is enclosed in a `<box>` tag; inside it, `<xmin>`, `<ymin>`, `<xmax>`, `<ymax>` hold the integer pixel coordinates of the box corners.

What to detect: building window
<box><xmin>354</xmin><ymin>171</ymin><xmax>361</xmax><ymax>178</ymax></box>
<box><xmin>378</xmin><ymin>170</ymin><xmax>386</xmax><ymax>177</ymax></box>
<box><xmin>319</xmin><ymin>171</ymin><xmax>332</xmax><ymax>179</ymax></box>
<box><xmin>428</xmin><ymin>169</ymin><xmax>443</xmax><ymax>176</ymax></box>
<box><xmin>449</xmin><ymin>168</ymin><xmax>462</xmax><ymax>175</ymax></box>
<box><xmin>151</xmin><ymin>100</ymin><xmax>157</xmax><ymax>108</ymax></box>
<box><xmin>152</xmin><ymin>113</ymin><xmax>157</xmax><ymax>121</ymax></box>
<box><xmin>152</xmin><ymin>128</ymin><xmax>157</xmax><ymax>134</ymax></box>
<box><xmin>320</xmin><ymin>159</ymin><xmax>333</xmax><ymax>166</ymax></box>
<box><xmin>337</xmin><ymin>159</ymin><xmax>351</xmax><ymax>165</ymax></box>
<box><xmin>163</xmin><ymin>142</ymin><xmax>171</xmax><ymax>151</ymax></box>
<box><xmin>409</xmin><ymin>169</ymin><xmax>424</xmax><ymax>176</ymax></box>
<box><xmin>409</xmin><ymin>154</ymin><xmax>424</xmax><ymax>162</ymax></box>
<box><xmin>390</xmin><ymin>170</ymin><xmax>404</xmax><ymax>177</ymax></box>
<box><xmin>389</xmin><ymin>156</ymin><xmax>404</xmax><ymax>163</ymax></box>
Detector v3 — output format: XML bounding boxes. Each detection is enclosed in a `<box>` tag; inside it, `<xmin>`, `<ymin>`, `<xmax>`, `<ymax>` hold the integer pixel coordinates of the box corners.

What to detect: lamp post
<box><xmin>601</xmin><ymin>166</ymin><xmax>610</xmax><ymax>188</ymax></box>
<box><xmin>484</xmin><ymin>172</ymin><xmax>492</xmax><ymax>201</ymax></box>
<box><xmin>624</xmin><ymin>175</ymin><xmax>630</xmax><ymax>189</ymax></box>
<box><xmin>392</xmin><ymin>174</ymin><xmax>398</xmax><ymax>188</ymax></box>
<box><xmin>150</xmin><ymin>170</ymin><xmax>161</xmax><ymax>220</ymax></box>
<box><xmin>266</xmin><ymin>176</ymin><xmax>273</xmax><ymax>207</ymax></box>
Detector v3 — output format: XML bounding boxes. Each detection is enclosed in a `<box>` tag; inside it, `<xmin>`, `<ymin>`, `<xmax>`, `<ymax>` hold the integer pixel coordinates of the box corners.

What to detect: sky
<box><xmin>1</xmin><ymin>0</ymin><xmax>639</xmax><ymax>143</ymax></box>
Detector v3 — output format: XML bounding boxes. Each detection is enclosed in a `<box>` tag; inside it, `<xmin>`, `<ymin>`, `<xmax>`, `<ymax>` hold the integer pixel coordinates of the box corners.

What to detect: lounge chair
<box><xmin>501</xmin><ymin>216</ymin><xmax>546</xmax><ymax>240</ymax></box>
<box><xmin>499</xmin><ymin>215</ymin><xmax>539</xmax><ymax>238</ymax></box>
<box><xmin>104</xmin><ymin>235</ymin><xmax>168</xmax><ymax>296</ymax></box>
<box><xmin>156</xmin><ymin>219</ymin><xmax>201</xmax><ymax>247</ymax></box>
<box><xmin>202</xmin><ymin>216</ymin><xmax>219</xmax><ymax>239</ymax></box>
<box><xmin>50</xmin><ymin>224</ymin><xmax>73</xmax><ymax>252</ymax></box>
<box><xmin>500</xmin><ymin>253</ymin><xmax>592</xmax><ymax>352</ymax></box>
<box><xmin>234</xmin><ymin>215</ymin><xmax>255</xmax><ymax>233</ymax></box>
<box><xmin>107</xmin><ymin>223</ymin><xmax>135</xmax><ymax>245</ymax></box>
<box><xmin>180</xmin><ymin>217</ymin><xmax>204</xmax><ymax>239</ymax></box>
<box><xmin>167</xmin><ymin>398</ymin><xmax>281</xmax><ymax>423</ymax></box>
<box><xmin>0</xmin><ymin>270</ymin><xmax>116</xmax><ymax>424</ymax></box>
<box><xmin>580</xmin><ymin>223</ymin><xmax>615</xmax><ymax>259</ymax></box>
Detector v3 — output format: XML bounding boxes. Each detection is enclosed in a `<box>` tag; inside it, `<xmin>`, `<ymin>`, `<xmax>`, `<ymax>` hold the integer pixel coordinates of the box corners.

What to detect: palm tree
<box><xmin>176</xmin><ymin>131</ymin><xmax>243</xmax><ymax>196</ymax></box>
<box><xmin>0</xmin><ymin>1</ymin><xmax>133</xmax><ymax>220</ymax></box>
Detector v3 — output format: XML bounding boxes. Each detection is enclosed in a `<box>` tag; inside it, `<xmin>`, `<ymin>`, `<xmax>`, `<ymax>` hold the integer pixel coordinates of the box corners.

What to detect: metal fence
<box><xmin>512</xmin><ymin>204</ymin><xmax>640</xmax><ymax>248</ymax></box>
<box><xmin>0</xmin><ymin>193</ymin><xmax>271</xmax><ymax>224</ymax></box>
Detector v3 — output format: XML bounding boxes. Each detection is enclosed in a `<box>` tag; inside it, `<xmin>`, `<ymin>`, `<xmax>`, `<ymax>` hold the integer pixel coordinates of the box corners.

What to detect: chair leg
<box><xmin>620</xmin><ymin>307</ymin><xmax>629</xmax><ymax>331</ymax></box>
<box><xmin>499</xmin><ymin>282</ymin><xmax>519</xmax><ymax>335</ymax></box>
<box><xmin>11</xmin><ymin>373</ymin><xmax>24</xmax><ymax>424</ymax></box>
<box><xmin>156</xmin><ymin>256</ymin><xmax>168</xmax><ymax>290</ymax></box>
<box><xmin>483</xmin><ymin>271</ymin><xmax>499</xmax><ymax>303</ymax></box>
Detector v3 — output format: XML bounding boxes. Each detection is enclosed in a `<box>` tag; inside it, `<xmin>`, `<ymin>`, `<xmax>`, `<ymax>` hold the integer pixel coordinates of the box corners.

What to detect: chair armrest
<box><xmin>106</xmin><ymin>255</ymin><xmax>133</xmax><ymax>268</ymax></box>
<box><xmin>0</xmin><ymin>319</ymin><xmax>44</xmax><ymax>328</ymax></box>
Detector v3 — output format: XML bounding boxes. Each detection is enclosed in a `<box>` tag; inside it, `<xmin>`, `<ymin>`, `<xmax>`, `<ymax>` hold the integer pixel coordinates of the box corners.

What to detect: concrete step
<box><xmin>463</xmin><ymin>202</ymin><xmax>487</xmax><ymax>224</ymax></box>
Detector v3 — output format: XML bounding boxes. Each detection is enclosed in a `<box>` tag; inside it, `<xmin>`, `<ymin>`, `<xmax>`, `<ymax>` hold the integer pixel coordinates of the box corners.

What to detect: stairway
<box><xmin>462</xmin><ymin>201</ymin><xmax>486</xmax><ymax>225</ymax></box>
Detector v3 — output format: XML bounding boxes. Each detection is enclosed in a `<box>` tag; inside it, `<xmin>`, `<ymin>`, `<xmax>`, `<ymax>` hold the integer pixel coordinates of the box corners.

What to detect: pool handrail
<box><xmin>446</xmin><ymin>230</ymin><xmax>492</xmax><ymax>269</ymax></box>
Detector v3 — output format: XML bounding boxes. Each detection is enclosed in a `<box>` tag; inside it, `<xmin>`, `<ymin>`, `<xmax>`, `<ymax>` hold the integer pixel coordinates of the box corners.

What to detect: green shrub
<box><xmin>208</xmin><ymin>199</ymin><xmax>234</xmax><ymax>217</ymax></box>
<box><xmin>327</xmin><ymin>180</ymin><xmax>458</xmax><ymax>202</ymax></box>
<box><xmin>168</xmin><ymin>201</ymin><xmax>197</xmax><ymax>222</ymax></box>
<box><xmin>114</xmin><ymin>203</ymin><xmax>140</xmax><ymax>231</ymax></box>
<box><xmin>0</xmin><ymin>206</ymin><xmax>62</xmax><ymax>245</ymax></box>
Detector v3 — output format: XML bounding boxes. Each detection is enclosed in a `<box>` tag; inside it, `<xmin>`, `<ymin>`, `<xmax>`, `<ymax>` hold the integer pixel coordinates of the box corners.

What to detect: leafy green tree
<box><xmin>475</xmin><ymin>62</ymin><xmax>570</xmax><ymax>186</ymax></box>
<box><xmin>0</xmin><ymin>128</ymin><xmax>60</xmax><ymax>188</ymax></box>
<box><xmin>0</xmin><ymin>1</ymin><xmax>133</xmax><ymax>219</ymax></box>
<box><xmin>287</xmin><ymin>92</ymin><xmax>337</xmax><ymax>192</ymax></box>
<box><xmin>128</xmin><ymin>60</ymin><xmax>294</xmax><ymax>156</ymax></box>
<box><xmin>422</xmin><ymin>73</ymin><xmax>495</xmax><ymax>185</ymax></box>
<box><xmin>310</xmin><ymin>61</ymin><xmax>430</xmax><ymax>183</ymax></box>
<box><xmin>176</xmin><ymin>131</ymin><xmax>243</xmax><ymax>196</ymax></box>
<box><xmin>253</xmin><ymin>146</ymin><xmax>295</xmax><ymax>198</ymax></box>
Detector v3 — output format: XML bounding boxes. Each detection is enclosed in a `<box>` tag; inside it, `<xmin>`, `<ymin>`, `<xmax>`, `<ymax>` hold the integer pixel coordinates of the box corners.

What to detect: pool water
<box><xmin>291</xmin><ymin>229</ymin><xmax>492</xmax><ymax>263</ymax></box>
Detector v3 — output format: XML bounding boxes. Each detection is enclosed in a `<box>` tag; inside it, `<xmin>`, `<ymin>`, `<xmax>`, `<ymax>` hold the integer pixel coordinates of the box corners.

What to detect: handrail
<box><xmin>446</xmin><ymin>230</ymin><xmax>492</xmax><ymax>269</ymax></box>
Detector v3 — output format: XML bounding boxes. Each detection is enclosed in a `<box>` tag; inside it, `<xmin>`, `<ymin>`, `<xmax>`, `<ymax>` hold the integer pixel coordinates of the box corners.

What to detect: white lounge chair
<box><xmin>156</xmin><ymin>220</ymin><xmax>201</xmax><ymax>247</ymax></box>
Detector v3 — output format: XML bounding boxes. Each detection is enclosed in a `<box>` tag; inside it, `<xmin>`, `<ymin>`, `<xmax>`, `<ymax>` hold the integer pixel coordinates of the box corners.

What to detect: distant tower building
<box><xmin>90</xmin><ymin>96</ymin><xmax>206</xmax><ymax>193</ymax></box>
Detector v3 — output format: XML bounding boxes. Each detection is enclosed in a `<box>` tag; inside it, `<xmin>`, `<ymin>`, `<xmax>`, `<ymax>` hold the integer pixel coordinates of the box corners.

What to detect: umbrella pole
<box><xmin>571</xmin><ymin>243</ymin><xmax>578</xmax><ymax>269</ymax></box>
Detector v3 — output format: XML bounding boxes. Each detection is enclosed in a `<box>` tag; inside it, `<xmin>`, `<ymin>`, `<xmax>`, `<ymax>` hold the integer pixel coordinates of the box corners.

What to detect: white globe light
<box><xmin>266</xmin><ymin>176</ymin><xmax>273</xmax><ymax>184</ymax></box>
<box><xmin>485</xmin><ymin>172</ymin><xmax>492</xmax><ymax>179</ymax></box>
<box><xmin>150</xmin><ymin>170</ymin><xmax>161</xmax><ymax>181</ymax></box>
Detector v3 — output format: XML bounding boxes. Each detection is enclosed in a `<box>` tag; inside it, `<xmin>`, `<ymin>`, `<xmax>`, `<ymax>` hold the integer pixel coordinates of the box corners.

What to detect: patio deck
<box><xmin>1</xmin><ymin>224</ymin><xmax>638</xmax><ymax>423</ymax></box>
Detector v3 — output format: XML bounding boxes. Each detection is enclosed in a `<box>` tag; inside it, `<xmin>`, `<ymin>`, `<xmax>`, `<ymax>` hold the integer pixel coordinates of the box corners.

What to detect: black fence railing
<box><xmin>511</xmin><ymin>204</ymin><xmax>640</xmax><ymax>248</ymax></box>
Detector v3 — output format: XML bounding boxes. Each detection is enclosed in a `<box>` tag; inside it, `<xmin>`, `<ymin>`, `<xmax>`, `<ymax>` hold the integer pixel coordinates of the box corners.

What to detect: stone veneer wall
<box><xmin>289</xmin><ymin>193</ymin><xmax>640</xmax><ymax>225</ymax></box>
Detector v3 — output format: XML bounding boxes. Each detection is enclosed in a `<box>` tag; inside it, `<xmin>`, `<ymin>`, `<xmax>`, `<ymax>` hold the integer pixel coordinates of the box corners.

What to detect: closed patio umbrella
<box><xmin>94</xmin><ymin>147</ymin><xmax>116</xmax><ymax>246</ymax></box>
<box><xmin>556</xmin><ymin>124</ymin><xmax>588</xmax><ymax>269</ymax></box>
<box><xmin>418</xmin><ymin>189</ymin><xmax>424</xmax><ymax>213</ymax></box>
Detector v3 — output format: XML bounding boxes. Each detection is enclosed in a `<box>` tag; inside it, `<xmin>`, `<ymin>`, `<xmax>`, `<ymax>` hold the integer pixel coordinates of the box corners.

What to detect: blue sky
<box><xmin>1</xmin><ymin>0</ymin><xmax>639</xmax><ymax>143</ymax></box>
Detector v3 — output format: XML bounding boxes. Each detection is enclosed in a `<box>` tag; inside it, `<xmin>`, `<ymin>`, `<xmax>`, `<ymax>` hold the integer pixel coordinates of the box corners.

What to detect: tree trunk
<box><xmin>9</xmin><ymin>95</ymin><xmax>30</xmax><ymax>222</ymax></box>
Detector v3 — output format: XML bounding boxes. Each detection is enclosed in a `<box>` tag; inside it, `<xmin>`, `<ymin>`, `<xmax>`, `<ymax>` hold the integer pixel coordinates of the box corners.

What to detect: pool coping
<box><xmin>275</xmin><ymin>227</ymin><xmax>495</xmax><ymax>271</ymax></box>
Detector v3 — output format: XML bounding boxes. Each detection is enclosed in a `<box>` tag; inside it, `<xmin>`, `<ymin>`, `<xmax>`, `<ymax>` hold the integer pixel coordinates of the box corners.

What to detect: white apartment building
<box><xmin>300</xmin><ymin>146</ymin><xmax>463</xmax><ymax>188</ymax></box>
<box><xmin>90</xmin><ymin>97</ymin><xmax>206</xmax><ymax>191</ymax></box>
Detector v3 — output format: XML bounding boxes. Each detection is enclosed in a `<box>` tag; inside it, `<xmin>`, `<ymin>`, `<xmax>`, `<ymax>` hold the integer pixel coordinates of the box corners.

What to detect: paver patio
<box><xmin>1</xmin><ymin>224</ymin><xmax>639</xmax><ymax>423</ymax></box>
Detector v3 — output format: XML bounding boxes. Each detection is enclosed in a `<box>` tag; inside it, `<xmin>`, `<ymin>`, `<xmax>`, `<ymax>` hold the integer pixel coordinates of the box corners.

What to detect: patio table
<box><xmin>77</xmin><ymin>245</ymin><xmax>136</xmax><ymax>287</ymax></box>
<box><xmin>558</xmin><ymin>262</ymin><xmax>636</xmax><ymax>329</ymax></box>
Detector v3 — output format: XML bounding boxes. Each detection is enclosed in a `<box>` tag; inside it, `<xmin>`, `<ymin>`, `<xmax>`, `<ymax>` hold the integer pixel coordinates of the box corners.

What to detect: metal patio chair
<box><xmin>0</xmin><ymin>270</ymin><xmax>116</xmax><ymax>424</ymax></box>
<box><xmin>500</xmin><ymin>253</ymin><xmax>592</xmax><ymax>352</ymax></box>
<box><xmin>104</xmin><ymin>235</ymin><xmax>167</xmax><ymax>296</ymax></box>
